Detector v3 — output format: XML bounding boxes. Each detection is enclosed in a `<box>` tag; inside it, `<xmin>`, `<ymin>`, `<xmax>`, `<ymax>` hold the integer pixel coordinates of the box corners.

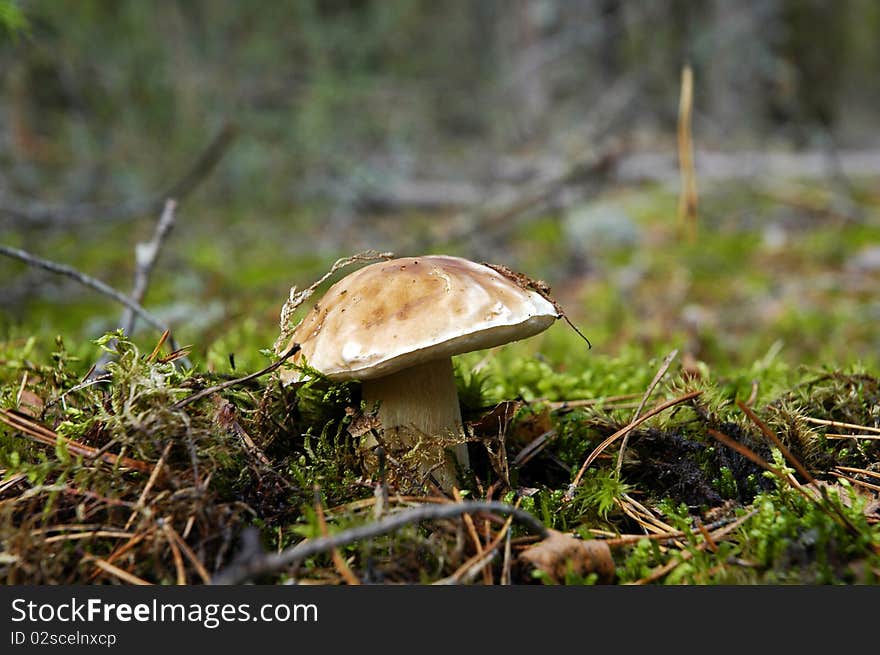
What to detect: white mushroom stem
<box><xmin>361</xmin><ymin>357</ymin><xmax>470</xmax><ymax>492</ymax></box>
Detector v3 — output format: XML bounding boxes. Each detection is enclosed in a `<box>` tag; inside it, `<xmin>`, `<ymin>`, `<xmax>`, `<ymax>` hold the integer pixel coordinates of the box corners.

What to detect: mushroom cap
<box><xmin>277</xmin><ymin>255</ymin><xmax>559</xmax><ymax>383</ymax></box>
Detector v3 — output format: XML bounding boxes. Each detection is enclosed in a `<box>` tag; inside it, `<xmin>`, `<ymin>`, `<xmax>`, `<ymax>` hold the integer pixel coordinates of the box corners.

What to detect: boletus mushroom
<box><xmin>275</xmin><ymin>255</ymin><xmax>559</xmax><ymax>491</ymax></box>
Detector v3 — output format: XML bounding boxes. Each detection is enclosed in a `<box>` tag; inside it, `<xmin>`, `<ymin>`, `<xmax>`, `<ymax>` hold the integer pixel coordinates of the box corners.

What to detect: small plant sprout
<box><xmin>275</xmin><ymin>255</ymin><xmax>560</xmax><ymax>491</ymax></box>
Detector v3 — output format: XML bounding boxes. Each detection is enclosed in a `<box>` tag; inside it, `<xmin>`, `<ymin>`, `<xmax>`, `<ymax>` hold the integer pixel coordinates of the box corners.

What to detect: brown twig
<box><xmin>0</xmin><ymin>244</ymin><xmax>174</xmax><ymax>336</ymax></box>
<box><xmin>314</xmin><ymin>487</ymin><xmax>360</xmax><ymax>585</ymax></box>
<box><xmin>435</xmin><ymin>511</ymin><xmax>517</xmax><ymax>585</ymax></box>
<box><xmin>89</xmin><ymin>528</ymin><xmax>157</xmax><ymax>582</ymax></box>
<box><xmin>0</xmin><ymin>408</ymin><xmax>151</xmax><ymax>473</ymax></box>
<box><xmin>453</xmin><ymin>487</ymin><xmax>490</xmax><ymax>584</ymax></box>
<box><xmin>163</xmin><ymin>523</ymin><xmax>211</xmax><ymax>584</ymax></box>
<box><xmin>211</xmin><ymin>500</ymin><xmax>548</xmax><ymax>584</ymax></box>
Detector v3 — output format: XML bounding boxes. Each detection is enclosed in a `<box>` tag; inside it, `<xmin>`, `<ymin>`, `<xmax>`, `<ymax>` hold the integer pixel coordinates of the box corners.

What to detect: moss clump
<box><xmin>1</xmin><ymin>330</ymin><xmax>878</xmax><ymax>585</ymax></box>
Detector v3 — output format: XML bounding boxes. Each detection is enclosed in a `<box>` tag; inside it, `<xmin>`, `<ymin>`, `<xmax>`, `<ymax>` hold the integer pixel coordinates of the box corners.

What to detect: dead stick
<box><xmin>92</xmin><ymin>199</ymin><xmax>188</xmax><ymax>374</ymax></box>
<box><xmin>82</xmin><ymin>555</ymin><xmax>152</xmax><ymax>585</ymax></box>
<box><xmin>0</xmin><ymin>244</ymin><xmax>173</xmax><ymax>336</ymax></box>
<box><xmin>125</xmin><ymin>199</ymin><xmax>177</xmax><ymax>335</ymax></box>
<box><xmin>211</xmin><ymin>500</ymin><xmax>548</xmax><ymax>585</ymax></box>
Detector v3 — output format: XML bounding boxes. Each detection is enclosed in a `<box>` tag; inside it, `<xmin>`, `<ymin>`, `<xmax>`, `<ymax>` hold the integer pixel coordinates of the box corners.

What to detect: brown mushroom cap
<box><xmin>277</xmin><ymin>255</ymin><xmax>559</xmax><ymax>383</ymax></box>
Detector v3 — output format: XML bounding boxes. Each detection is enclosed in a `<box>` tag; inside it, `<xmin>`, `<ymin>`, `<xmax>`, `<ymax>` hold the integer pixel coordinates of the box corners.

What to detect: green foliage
<box><xmin>571</xmin><ymin>469</ymin><xmax>631</xmax><ymax>520</ymax></box>
<box><xmin>1</xmin><ymin>326</ymin><xmax>878</xmax><ymax>584</ymax></box>
<box><xmin>0</xmin><ymin>1</ymin><xmax>27</xmax><ymax>38</ymax></box>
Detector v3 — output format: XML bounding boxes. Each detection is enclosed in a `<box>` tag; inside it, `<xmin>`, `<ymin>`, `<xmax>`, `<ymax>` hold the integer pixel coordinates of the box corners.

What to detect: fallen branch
<box><xmin>0</xmin><ymin>244</ymin><xmax>176</xmax><ymax>338</ymax></box>
<box><xmin>211</xmin><ymin>500</ymin><xmax>548</xmax><ymax>584</ymax></box>
<box><xmin>123</xmin><ymin>199</ymin><xmax>178</xmax><ymax>337</ymax></box>
<box><xmin>92</xmin><ymin>198</ymin><xmax>189</xmax><ymax>374</ymax></box>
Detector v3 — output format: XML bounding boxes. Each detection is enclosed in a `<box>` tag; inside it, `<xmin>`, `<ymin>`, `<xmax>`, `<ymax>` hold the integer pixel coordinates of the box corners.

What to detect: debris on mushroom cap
<box><xmin>276</xmin><ymin>255</ymin><xmax>560</xmax><ymax>383</ymax></box>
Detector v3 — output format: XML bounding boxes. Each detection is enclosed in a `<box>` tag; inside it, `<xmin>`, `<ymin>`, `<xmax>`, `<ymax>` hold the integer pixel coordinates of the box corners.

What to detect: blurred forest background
<box><xmin>2</xmin><ymin>0</ymin><xmax>879</xmax><ymax>376</ymax></box>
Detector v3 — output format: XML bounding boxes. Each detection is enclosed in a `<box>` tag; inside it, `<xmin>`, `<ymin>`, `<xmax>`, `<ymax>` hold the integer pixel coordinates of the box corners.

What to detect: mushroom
<box><xmin>276</xmin><ymin>255</ymin><xmax>559</xmax><ymax>491</ymax></box>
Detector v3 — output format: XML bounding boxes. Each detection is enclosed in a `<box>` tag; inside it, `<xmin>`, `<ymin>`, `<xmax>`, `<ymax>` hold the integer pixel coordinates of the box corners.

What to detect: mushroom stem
<box><xmin>361</xmin><ymin>357</ymin><xmax>469</xmax><ymax>491</ymax></box>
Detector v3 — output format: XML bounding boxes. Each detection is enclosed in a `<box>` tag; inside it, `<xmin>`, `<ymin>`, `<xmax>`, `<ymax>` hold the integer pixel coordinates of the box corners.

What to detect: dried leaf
<box><xmin>16</xmin><ymin>389</ymin><xmax>44</xmax><ymax>418</ymax></box>
<box><xmin>467</xmin><ymin>400</ymin><xmax>523</xmax><ymax>438</ymax></box>
<box><xmin>519</xmin><ymin>529</ymin><xmax>615</xmax><ymax>584</ymax></box>
<box><xmin>511</xmin><ymin>407</ymin><xmax>553</xmax><ymax>445</ymax></box>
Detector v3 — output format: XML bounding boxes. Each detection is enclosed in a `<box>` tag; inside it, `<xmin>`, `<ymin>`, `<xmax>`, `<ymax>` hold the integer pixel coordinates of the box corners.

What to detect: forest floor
<box><xmin>1</xmin><ymin>176</ymin><xmax>878</xmax><ymax>584</ymax></box>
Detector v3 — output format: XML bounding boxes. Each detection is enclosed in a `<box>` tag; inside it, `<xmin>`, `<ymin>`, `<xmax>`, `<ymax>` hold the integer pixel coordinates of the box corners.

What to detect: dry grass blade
<box><xmin>89</xmin><ymin>528</ymin><xmax>157</xmax><ymax>582</ymax></box>
<box><xmin>706</xmin><ymin>428</ymin><xmax>789</xmax><ymax>480</ymax></box>
<box><xmin>163</xmin><ymin>523</ymin><xmax>211</xmax><ymax>584</ymax></box>
<box><xmin>512</xmin><ymin>428</ymin><xmax>556</xmax><ymax>468</ymax></box>
<box><xmin>803</xmin><ymin>417</ymin><xmax>880</xmax><ymax>434</ymax></box>
<box><xmin>147</xmin><ymin>329</ymin><xmax>171</xmax><ymax>363</ymax></box>
<box><xmin>834</xmin><ymin>473</ymin><xmax>880</xmax><ymax>493</ymax></box>
<box><xmin>616</xmin><ymin>495</ymin><xmax>678</xmax><ymax>537</ymax></box>
<box><xmin>436</xmin><ymin>507</ymin><xmax>517</xmax><ymax>585</ymax></box>
<box><xmin>825</xmin><ymin>434</ymin><xmax>880</xmax><ymax>441</ymax></box>
<box><xmin>677</xmin><ymin>63</ymin><xmax>698</xmax><ymax>242</ymax></box>
<box><xmin>82</xmin><ymin>555</ymin><xmax>152</xmax><ymax>585</ymax></box>
<box><xmin>161</xmin><ymin>519</ymin><xmax>187</xmax><ymax>585</ymax></box>
<box><xmin>43</xmin><ymin>530</ymin><xmax>133</xmax><ymax>544</ymax></box>
<box><xmin>314</xmin><ymin>487</ymin><xmax>360</xmax><ymax>585</ymax></box>
<box><xmin>835</xmin><ymin>466</ymin><xmax>880</xmax><ymax>481</ymax></box>
<box><xmin>0</xmin><ymin>473</ymin><xmax>27</xmax><ymax>494</ymax></box>
<box><xmin>124</xmin><ymin>441</ymin><xmax>173</xmax><ymax>531</ymax></box>
<box><xmin>453</xmin><ymin>487</ymin><xmax>490</xmax><ymax>584</ymax></box>
<box><xmin>0</xmin><ymin>408</ymin><xmax>151</xmax><ymax>472</ymax></box>
<box><xmin>631</xmin><ymin>509</ymin><xmax>758</xmax><ymax>585</ymax></box>
<box><xmin>616</xmin><ymin>349</ymin><xmax>678</xmax><ymax>476</ymax></box>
